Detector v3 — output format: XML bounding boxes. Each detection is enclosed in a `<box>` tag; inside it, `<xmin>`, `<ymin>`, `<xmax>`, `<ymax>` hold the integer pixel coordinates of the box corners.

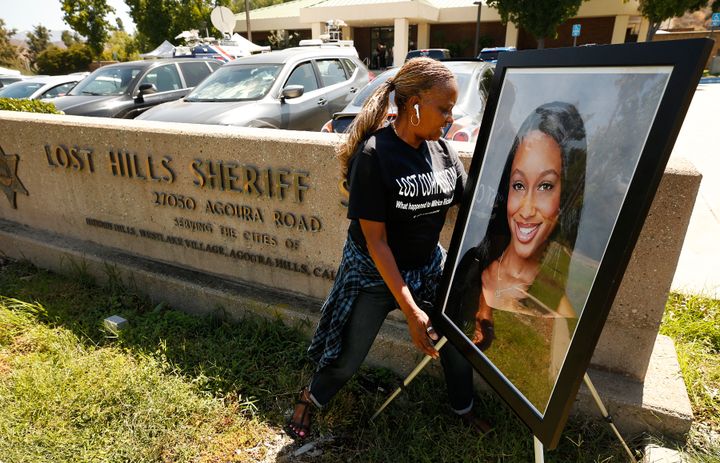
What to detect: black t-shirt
<box><xmin>347</xmin><ymin>126</ymin><xmax>467</xmax><ymax>269</ymax></box>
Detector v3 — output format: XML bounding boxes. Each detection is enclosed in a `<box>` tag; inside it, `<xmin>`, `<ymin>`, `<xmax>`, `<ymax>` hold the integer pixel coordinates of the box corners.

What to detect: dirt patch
<box><xmin>8</xmin><ymin>334</ymin><xmax>36</xmax><ymax>354</ymax></box>
<box><xmin>0</xmin><ymin>354</ymin><xmax>12</xmax><ymax>376</ymax></box>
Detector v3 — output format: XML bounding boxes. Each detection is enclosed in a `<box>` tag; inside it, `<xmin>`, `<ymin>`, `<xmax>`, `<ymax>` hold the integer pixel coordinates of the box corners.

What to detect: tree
<box><xmin>126</xmin><ymin>0</ymin><xmax>231</xmax><ymax>50</ymax></box>
<box><xmin>61</xmin><ymin>30</ymin><xmax>83</xmax><ymax>47</ymax></box>
<box><xmin>101</xmin><ymin>30</ymin><xmax>140</xmax><ymax>62</ymax></box>
<box><xmin>230</xmin><ymin>0</ymin><xmax>294</xmax><ymax>11</ymax></box>
<box><xmin>61</xmin><ymin>0</ymin><xmax>115</xmax><ymax>58</ymax></box>
<box><xmin>0</xmin><ymin>19</ymin><xmax>21</xmax><ymax>70</ymax></box>
<box><xmin>638</xmin><ymin>0</ymin><xmax>709</xmax><ymax>40</ymax></box>
<box><xmin>26</xmin><ymin>25</ymin><xmax>51</xmax><ymax>70</ymax></box>
<box><xmin>36</xmin><ymin>43</ymin><xmax>92</xmax><ymax>75</ymax></box>
<box><xmin>486</xmin><ymin>0</ymin><xmax>587</xmax><ymax>49</ymax></box>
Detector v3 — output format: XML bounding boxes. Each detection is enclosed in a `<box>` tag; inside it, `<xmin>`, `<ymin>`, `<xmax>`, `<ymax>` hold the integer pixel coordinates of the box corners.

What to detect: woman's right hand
<box><xmin>359</xmin><ymin>219</ymin><xmax>440</xmax><ymax>359</ymax></box>
<box><xmin>404</xmin><ymin>304</ymin><xmax>439</xmax><ymax>359</ymax></box>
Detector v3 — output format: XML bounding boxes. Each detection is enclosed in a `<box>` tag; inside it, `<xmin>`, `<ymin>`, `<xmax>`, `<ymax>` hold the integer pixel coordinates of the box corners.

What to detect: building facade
<box><xmin>234</xmin><ymin>0</ymin><xmax>648</xmax><ymax>68</ymax></box>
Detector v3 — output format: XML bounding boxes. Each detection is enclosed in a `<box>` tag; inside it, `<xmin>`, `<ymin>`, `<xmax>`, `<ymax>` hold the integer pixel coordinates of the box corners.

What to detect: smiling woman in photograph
<box><xmin>481</xmin><ymin>101</ymin><xmax>586</xmax><ymax>319</ymax></box>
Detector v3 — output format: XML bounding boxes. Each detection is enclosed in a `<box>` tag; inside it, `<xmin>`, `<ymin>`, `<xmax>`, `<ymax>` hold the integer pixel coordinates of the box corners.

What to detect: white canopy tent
<box><xmin>228</xmin><ymin>33</ymin><xmax>270</xmax><ymax>53</ymax></box>
<box><xmin>139</xmin><ymin>40</ymin><xmax>176</xmax><ymax>59</ymax></box>
<box><xmin>138</xmin><ymin>33</ymin><xmax>270</xmax><ymax>62</ymax></box>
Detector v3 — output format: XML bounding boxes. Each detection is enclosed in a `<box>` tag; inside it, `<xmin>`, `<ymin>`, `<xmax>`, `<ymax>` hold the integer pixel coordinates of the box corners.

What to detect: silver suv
<box><xmin>137</xmin><ymin>47</ymin><xmax>370</xmax><ymax>131</ymax></box>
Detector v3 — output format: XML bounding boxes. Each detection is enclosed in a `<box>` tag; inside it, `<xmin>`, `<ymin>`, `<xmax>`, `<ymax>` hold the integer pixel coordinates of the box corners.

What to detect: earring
<box><xmin>411</xmin><ymin>104</ymin><xmax>420</xmax><ymax>127</ymax></box>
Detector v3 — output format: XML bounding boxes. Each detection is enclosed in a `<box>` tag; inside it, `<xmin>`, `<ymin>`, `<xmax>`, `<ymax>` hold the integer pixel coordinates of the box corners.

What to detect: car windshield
<box><xmin>0</xmin><ymin>81</ymin><xmax>44</xmax><ymax>98</ymax></box>
<box><xmin>452</xmin><ymin>73</ymin><xmax>474</xmax><ymax>107</ymax></box>
<box><xmin>407</xmin><ymin>50</ymin><xmax>449</xmax><ymax>60</ymax></box>
<box><xmin>69</xmin><ymin>66</ymin><xmax>143</xmax><ymax>96</ymax></box>
<box><xmin>351</xmin><ymin>70</ymin><xmax>396</xmax><ymax>106</ymax></box>
<box><xmin>185</xmin><ymin>64</ymin><xmax>282</xmax><ymax>101</ymax></box>
<box><xmin>0</xmin><ymin>77</ymin><xmax>22</xmax><ymax>86</ymax></box>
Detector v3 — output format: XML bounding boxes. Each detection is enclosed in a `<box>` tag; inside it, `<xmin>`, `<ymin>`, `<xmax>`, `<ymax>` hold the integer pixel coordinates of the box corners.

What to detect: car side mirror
<box><xmin>281</xmin><ymin>85</ymin><xmax>304</xmax><ymax>101</ymax></box>
<box><xmin>135</xmin><ymin>83</ymin><xmax>157</xmax><ymax>102</ymax></box>
<box><xmin>139</xmin><ymin>83</ymin><xmax>157</xmax><ymax>95</ymax></box>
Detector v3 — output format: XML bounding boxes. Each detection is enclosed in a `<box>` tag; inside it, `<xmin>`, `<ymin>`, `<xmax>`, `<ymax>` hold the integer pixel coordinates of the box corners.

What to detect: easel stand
<box><xmin>580</xmin><ymin>373</ymin><xmax>637</xmax><ymax>463</ymax></box>
<box><xmin>369</xmin><ymin>336</ymin><xmax>448</xmax><ymax>421</ymax></box>
<box><xmin>532</xmin><ymin>374</ymin><xmax>636</xmax><ymax>462</ymax></box>
<box><xmin>370</xmin><ymin>337</ymin><xmax>637</xmax><ymax>463</ymax></box>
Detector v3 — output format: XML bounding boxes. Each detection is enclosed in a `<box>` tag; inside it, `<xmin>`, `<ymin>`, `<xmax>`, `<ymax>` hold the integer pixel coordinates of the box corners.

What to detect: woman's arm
<box><xmin>359</xmin><ymin>218</ymin><xmax>439</xmax><ymax>358</ymax></box>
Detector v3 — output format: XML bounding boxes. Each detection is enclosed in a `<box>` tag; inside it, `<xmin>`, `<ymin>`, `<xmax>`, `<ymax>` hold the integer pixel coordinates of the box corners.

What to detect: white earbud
<box><xmin>414</xmin><ymin>104</ymin><xmax>420</xmax><ymax>119</ymax></box>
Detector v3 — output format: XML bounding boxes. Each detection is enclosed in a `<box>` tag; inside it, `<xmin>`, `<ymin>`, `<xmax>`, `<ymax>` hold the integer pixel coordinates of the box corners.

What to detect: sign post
<box><xmin>572</xmin><ymin>24</ymin><xmax>581</xmax><ymax>47</ymax></box>
<box><xmin>711</xmin><ymin>13</ymin><xmax>720</xmax><ymax>38</ymax></box>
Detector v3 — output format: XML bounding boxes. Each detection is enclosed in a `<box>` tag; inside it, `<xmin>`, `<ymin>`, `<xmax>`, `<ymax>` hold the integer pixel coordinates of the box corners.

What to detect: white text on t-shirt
<box><xmin>394</xmin><ymin>167</ymin><xmax>457</xmax><ymax>198</ymax></box>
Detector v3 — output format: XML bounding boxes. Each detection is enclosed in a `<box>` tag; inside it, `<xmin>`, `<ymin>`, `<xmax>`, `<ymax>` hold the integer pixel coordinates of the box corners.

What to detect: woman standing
<box><xmin>286</xmin><ymin>57</ymin><xmax>489</xmax><ymax>440</ymax></box>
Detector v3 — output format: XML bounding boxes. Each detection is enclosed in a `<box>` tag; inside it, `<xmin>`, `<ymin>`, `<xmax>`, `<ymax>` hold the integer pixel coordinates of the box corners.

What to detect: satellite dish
<box><xmin>211</xmin><ymin>6</ymin><xmax>237</xmax><ymax>37</ymax></box>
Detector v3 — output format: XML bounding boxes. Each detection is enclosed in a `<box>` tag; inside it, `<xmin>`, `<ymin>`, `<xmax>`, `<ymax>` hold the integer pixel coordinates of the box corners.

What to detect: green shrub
<box><xmin>36</xmin><ymin>44</ymin><xmax>92</xmax><ymax>75</ymax></box>
<box><xmin>0</xmin><ymin>98</ymin><xmax>61</xmax><ymax>114</ymax></box>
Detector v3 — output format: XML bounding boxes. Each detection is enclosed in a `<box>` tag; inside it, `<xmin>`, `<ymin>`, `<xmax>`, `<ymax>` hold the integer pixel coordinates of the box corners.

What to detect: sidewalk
<box><xmin>669</xmin><ymin>83</ymin><xmax>720</xmax><ymax>297</ymax></box>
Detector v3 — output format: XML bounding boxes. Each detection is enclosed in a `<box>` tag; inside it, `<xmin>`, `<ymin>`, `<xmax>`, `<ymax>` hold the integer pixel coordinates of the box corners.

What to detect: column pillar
<box><xmin>311</xmin><ymin>22</ymin><xmax>323</xmax><ymax>40</ymax></box>
<box><xmin>611</xmin><ymin>15</ymin><xmax>630</xmax><ymax>44</ymax></box>
<box><xmin>342</xmin><ymin>26</ymin><xmax>352</xmax><ymax>41</ymax></box>
<box><xmin>417</xmin><ymin>22</ymin><xmax>430</xmax><ymax>49</ymax></box>
<box><xmin>637</xmin><ymin>18</ymin><xmax>650</xmax><ymax>42</ymax></box>
<box><xmin>393</xmin><ymin>17</ymin><xmax>409</xmax><ymax>68</ymax></box>
<box><xmin>504</xmin><ymin>21</ymin><xmax>519</xmax><ymax>48</ymax></box>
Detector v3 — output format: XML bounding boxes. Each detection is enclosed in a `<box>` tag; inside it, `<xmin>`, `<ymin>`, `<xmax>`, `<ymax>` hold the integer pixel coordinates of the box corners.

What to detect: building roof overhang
<box><xmin>234</xmin><ymin>0</ymin><xmax>642</xmax><ymax>33</ymax></box>
<box><xmin>300</xmin><ymin>0</ymin><xmax>439</xmax><ymax>25</ymax></box>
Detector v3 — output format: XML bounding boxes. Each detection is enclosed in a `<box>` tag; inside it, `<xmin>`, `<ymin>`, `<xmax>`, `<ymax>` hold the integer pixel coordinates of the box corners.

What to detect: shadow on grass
<box><xmin>0</xmin><ymin>258</ymin><xmax>639</xmax><ymax>462</ymax></box>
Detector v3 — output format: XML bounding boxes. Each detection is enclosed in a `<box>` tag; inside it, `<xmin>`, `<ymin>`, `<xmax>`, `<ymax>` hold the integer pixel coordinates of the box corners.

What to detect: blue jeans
<box><xmin>309</xmin><ymin>284</ymin><xmax>474</xmax><ymax>414</ymax></box>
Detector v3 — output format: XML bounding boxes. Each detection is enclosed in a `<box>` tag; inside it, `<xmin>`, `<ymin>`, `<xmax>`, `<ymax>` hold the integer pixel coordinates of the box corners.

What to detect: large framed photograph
<box><xmin>433</xmin><ymin>39</ymin><xmax>711</xmax><ymax>448</ymax></box>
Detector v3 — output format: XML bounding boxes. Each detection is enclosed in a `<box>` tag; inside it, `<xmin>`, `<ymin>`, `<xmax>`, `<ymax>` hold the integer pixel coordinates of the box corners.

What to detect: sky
<box><xmin>3</xmin><ymin>0</ymin><xmax>136</xmax><ymax>35</ymax></box>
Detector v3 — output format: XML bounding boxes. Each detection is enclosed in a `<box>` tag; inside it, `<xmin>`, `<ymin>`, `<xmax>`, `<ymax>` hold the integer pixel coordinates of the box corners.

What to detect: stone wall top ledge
<box><xmin>1</xmin><ymin>110</ymin><xmax>702</xmax><ymax>182</ymax></box>
<box><xmin>0</xmin><ymin>110</ymin><xmax>339</xmax><ymax>147</ymax></box>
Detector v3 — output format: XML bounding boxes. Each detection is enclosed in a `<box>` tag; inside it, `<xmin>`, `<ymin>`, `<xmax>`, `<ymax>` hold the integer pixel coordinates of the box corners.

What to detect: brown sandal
<box><xmin>459</xmin><ymin>411</ymin><xmax>493</xmax><ymax>435</ymax></box>
<box><xmin>285</xmin><ymin>388</ymin><xmax>314</xmax><ymax>441</ymax></box>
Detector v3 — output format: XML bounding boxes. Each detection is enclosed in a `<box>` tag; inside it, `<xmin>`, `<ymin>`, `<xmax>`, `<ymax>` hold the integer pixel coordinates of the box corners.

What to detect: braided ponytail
<box><xmin>337</xmin><ymin>79</ymin><xmax>394</xmax><ymax>177</ymax></box>
<box><xmin>337</xmin><ymin>57</ymin><xmax>454</xmax><ymax>177</ymax></box>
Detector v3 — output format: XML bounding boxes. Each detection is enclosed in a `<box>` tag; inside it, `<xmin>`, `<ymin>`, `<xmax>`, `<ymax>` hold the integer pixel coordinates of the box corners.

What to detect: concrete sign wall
<box><xmin>0</xmin><ymin>113</ymin><xmax>346</xmax><ymax>300</ymax></box>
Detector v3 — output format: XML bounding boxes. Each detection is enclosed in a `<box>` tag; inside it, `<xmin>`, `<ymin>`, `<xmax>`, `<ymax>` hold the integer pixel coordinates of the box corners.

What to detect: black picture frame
<box><xmin>432</xmin><ymin>39</ymin><xmax>712</xmax><ymax>449</ymax></box>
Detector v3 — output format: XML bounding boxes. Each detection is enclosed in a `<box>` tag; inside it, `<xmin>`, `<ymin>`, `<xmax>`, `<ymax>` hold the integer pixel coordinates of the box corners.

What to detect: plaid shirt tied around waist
<box><xmin>307</xmin><ymin>233</ymin><xmax>446</xmax><ymax>370</ymax></box>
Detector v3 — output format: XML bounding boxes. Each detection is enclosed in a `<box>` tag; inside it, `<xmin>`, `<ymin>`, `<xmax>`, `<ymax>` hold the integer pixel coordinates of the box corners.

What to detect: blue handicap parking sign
<box><xmin>712</xmin><ymin>13</ymin><xmax>720</xmax><ymax>27</ymax></box>
<box><xmin>572</xmin><ymin>24</ymin><xmax>582</xmax><ymax>37</ymax></box>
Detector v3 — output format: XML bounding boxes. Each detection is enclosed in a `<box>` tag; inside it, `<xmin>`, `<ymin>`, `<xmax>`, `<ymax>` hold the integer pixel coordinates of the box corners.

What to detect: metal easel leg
<box><xmin>534</xmin><ymin>436</ymin><xmax>545</xmax><ymax>463</ymax></box>
<box><xmin>583</xmin><ymin>373</ymin><xmax>637</xmax><ymax>462</ymax></box>
<box><xmin>370</xmin><ymin>336</ymin><xmax>448</xmax><ymax>421</ymax></box>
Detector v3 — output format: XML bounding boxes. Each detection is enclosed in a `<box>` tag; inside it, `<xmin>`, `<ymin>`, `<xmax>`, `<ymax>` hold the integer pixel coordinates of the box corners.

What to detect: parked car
<box><xmin>0</xmin><ymin>75</ymin><xmax>28</xmax><ymax>88</ymax></box>
<box><xmin>477</xmin><ymin>46</ymin><xmax>516</xmax><ymax>62</ymax></box>
<box><xmin>0</xmin><ymin>75</ymin><xmax>84</xmax><ymax>100</ymax></box>
<box><xmin>321</xmin><ymin>60</ymin><xmax>494</xmax><ymax>143</ymax></box>
<box><xmin>137</xmin><ymin>47</ymin><xmax>369</xmax><ymax>131</ymax></box>
<box><xmin>405</xmin><ymin>48</ymin><xmax>452</xmax><ymax>61</ymax></box>
<box><xmin>51</xmin><ymin>58</ymin><xmax>222</xmax><ymax>118</ymax></box>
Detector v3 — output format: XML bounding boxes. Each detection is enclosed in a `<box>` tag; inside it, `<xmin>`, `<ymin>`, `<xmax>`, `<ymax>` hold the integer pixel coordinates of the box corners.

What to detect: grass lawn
<box><xmin>0</xmin><ymin>257</ymin><xmax>717</xmax><ymax>462</ymax></box>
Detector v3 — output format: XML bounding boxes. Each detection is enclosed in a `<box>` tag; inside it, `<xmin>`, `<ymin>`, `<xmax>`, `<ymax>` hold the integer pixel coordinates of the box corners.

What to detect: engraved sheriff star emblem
<box><xmin>0</xmin><ymin>145</ymin><xmax>29</xmax><ymax>209</ymax></box>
